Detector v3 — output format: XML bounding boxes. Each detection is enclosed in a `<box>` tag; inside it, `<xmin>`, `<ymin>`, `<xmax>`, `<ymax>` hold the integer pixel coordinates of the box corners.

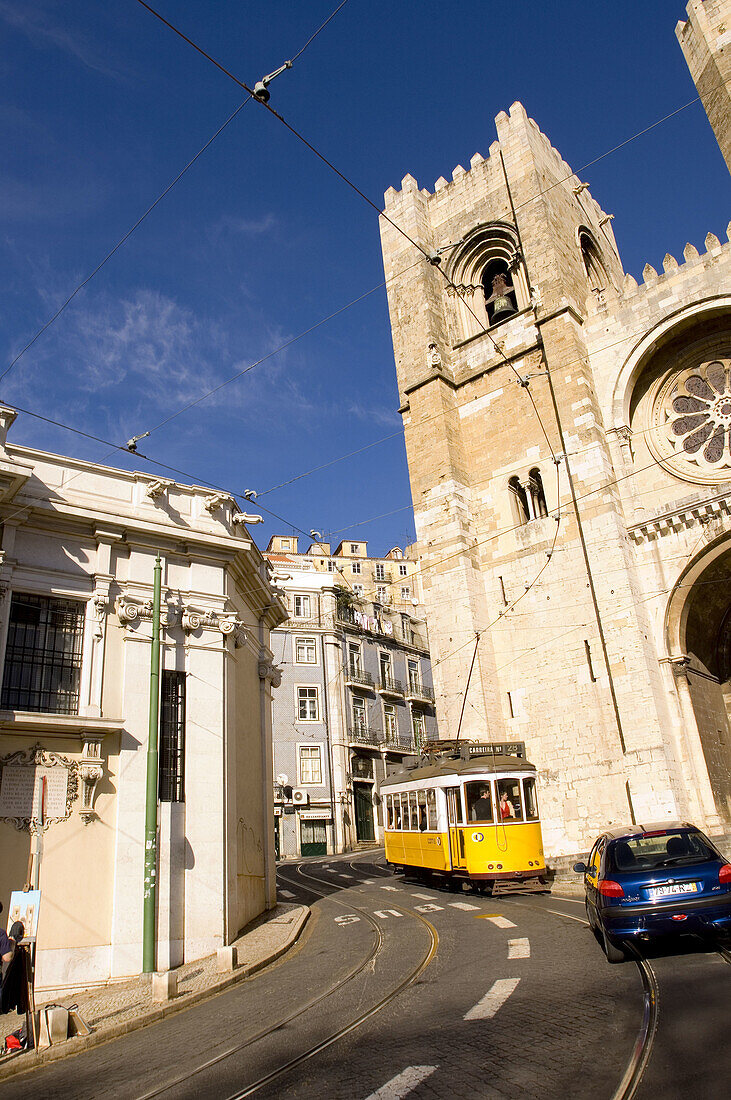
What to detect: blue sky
<box><xmin>1</xmin><ymin>1</ymin><xmax>728</xmax><ymax>555</ymax></box>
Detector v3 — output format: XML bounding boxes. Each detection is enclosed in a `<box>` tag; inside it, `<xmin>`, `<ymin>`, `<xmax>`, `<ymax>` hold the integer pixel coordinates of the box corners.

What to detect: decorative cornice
<box><xmin>628</xmin><ymin>492</ymin><xmax>731</xmax><ymax>544</ymax></box>
<box><xmin>258</xmin><ymin>660</ymin><xmax>282</xmax><ymax>688</ymax></box>
<box><xmin>145</xmin><ymin>478</ymin><xmax>175</xmax><ymax>501</ymax></box>
<box><xmin>205</xmin><ymin>493</ymin><xmax>234</xmax><ymax>514</ymax></box>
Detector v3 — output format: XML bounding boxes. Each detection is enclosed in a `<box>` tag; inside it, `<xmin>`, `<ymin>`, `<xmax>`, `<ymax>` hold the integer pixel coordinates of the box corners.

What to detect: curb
<box><xmin>0</xmin><ymin>906</ymin><xmax>310</xmax><ymax>1083</ymax></box>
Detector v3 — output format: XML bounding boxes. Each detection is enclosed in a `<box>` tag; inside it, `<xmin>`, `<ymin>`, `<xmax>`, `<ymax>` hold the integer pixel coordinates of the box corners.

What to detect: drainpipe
<box><xmin>142</xmin><ymin>553</ymin><xmax>162</xmax><ymax>974</ymax></box>
<box><xmin>258</xmin><ymin>605</ymin><xmax>276</xmax><ymax>909</ymax></box>
<box><xmin>320</xmin><ymin>634</ymin><xmax>338</xmax><ymax>854</ymax></box>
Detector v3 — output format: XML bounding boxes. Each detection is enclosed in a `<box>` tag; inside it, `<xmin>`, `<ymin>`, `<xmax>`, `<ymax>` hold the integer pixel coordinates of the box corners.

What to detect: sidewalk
<box><xmin>0</xmin><ymin>902</ymin><xmax>309</xmax><ymax>1082</ymax></box>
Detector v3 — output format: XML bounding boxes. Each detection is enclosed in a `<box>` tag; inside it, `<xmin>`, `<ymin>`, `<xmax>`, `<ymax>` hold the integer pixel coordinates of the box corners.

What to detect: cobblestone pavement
<box><xmin>2</xmin><ymin>849</ymin><xmax>729</xmax><ymax>1099</ymax></box>
<box><xmin>0</xmin><ymin>902</ymin><xmax>307</xmax><ymax>1080</ymax></box>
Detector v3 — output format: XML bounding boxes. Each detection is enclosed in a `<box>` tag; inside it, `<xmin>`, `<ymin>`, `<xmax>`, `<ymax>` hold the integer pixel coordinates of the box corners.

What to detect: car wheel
<box><xmin>602</xmin><ymin>927</ymin><xmax>626</xmax><ymax>964</ymax></box>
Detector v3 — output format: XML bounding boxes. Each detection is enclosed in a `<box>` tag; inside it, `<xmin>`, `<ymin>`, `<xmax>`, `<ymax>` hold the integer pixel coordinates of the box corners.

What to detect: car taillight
<box><xmin>719</xmin><ymin>864</ymin><xmax>731</xmax><ymax>885</ymax></box>
<box><xmin>599</xmin><ymin>879</ymin><xmax>625</xmax><ymax>898</ymax></box>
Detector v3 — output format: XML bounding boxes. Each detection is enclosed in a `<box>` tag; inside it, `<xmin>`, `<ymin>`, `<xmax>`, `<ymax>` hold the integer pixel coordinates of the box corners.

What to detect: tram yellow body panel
<box><xmin>384</xmin><ymin>830</ymin><xmax>450</xmax><ymax>872</ymax></box>
<box><xmin>459</xmin><ymin>821</ymin><xmax>545</xmax><ymax>876</ymax></box>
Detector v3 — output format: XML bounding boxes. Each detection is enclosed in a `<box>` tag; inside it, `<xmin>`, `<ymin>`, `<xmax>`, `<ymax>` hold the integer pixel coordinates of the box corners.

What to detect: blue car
<box><xmin>573</xmin><ymin>822</ymin><xmax>731</xmax><ymax>962</ymax></box>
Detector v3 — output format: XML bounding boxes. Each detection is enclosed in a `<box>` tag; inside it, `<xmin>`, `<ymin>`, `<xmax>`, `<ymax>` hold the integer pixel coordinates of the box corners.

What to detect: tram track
<box><xmin>518</xmin><ymin>897</ymin><xmax>731</xmax><ymax>1100</ymax></box>
<box><xmin>135</xmin><ymin>855</ymin><xmax>438</xmax><ymax>1100</ymax></box>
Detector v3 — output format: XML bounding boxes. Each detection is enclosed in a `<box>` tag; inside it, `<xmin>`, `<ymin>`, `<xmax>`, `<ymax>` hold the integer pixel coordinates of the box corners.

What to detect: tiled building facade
<box><xmin>265</xmin><ymin>538</ymin><xmax>438</xmax><ymax>857</ymax></box>
<box><xmin>378</xmin><ymin>1</ymin><xmax>731</xmax><ymax>860</ymax></box>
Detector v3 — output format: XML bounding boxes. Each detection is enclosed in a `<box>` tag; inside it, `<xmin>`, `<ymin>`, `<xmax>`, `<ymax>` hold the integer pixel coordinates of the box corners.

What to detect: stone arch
<box><xmin>610</xmin><ymin>296</ymin><xmax>731</xmax><ymax>429</ymax></box>
<box><xmin>665</xmin><ymin>534</ymin><xmax>731</xmax><ymax>823</ymax></box>
<box><xmin>445</xmin><ymin>221</ymin><xmax>530</xmax><ymax>341</ymax></box>
<box><xmin>577</xmin><ymin>225</ymin><xmax>610</xmax><ymax>294</ymax></box>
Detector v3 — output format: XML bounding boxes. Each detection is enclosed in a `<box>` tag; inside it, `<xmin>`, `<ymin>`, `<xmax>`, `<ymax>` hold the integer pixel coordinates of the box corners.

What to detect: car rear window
<box><xmin>608</xmin><ymin>830</ymin><xmax>717</xmax><ymax>873</ymax></box>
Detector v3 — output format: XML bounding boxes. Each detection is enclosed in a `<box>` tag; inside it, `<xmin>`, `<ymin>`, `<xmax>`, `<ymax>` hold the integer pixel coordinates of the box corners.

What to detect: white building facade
<box><xmin>0</xmin><ymin>409</ymin><xmax>285</xmax><ymax>995</ymax></box>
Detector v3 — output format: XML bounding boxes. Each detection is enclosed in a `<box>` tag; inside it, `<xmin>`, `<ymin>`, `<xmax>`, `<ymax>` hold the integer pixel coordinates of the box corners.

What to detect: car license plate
<box><xmin>648</xmin><ymin>882</ymin><xmax>697</xmax><ymax>899</ymax></box>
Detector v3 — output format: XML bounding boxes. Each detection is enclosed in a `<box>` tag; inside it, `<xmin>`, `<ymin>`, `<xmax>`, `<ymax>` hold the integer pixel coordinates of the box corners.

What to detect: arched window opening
<box><xmin>579</xmin><ymin>230</ymin><xmax>608</xmax><ymax>294</ymax></box>
<box><xmin>482</xmin><ymin>259</ymin><xmax>517</xmax><ymax>325</ymax></box>
<box><xmin>508</xmin><ymin>476</ymin><xmax>529</xmax><ymax>525</ymax></box>
<box><xmin>529</xmin><ymin>468</ymin><xmax>548</xmax><ymax>518</ymax></box>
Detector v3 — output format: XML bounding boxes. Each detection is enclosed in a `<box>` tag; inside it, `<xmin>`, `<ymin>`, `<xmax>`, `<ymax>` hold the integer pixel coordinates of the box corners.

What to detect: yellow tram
<box><xmin>382</xmin><ymin>743</ymin><xmax>546</xmax><ymax>893</ymax></box>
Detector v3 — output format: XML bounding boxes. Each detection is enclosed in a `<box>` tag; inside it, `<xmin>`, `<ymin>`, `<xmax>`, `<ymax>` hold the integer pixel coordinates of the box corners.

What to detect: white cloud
<box><xmin>0</xmin><ymin>2</ymin><xmax>124</xmax><ymax>78</ymax></box>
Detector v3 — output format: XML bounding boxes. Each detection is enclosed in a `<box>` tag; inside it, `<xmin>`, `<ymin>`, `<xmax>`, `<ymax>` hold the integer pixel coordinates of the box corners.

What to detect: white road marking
<box><xmin>374</xmin><ymin>909</ymin><xmax>403</xmax><ymax>919</ymax></box>
<box><xmin>380</xmin><ymin>885</ymin><xmax>398</xmax><ymax>891</ymax></box>
<box><xmin>415</xmin><ymin>904</ymin><xmax>444</xmax><ymax>913</ymax></box>
<box><xmin>449</xmin><ymin>901</ymin><xmax>480</xmax><ymax>911</ymax></box>
<box><xmin>279</xmin><ymin>890</ymin><xmax>295</xmax><ymax>898</ymax></box>
<box><xmin>334</xmin><ymin>914</ymin><xmax>361</xmax><ymax>925</ymax></box>
<box><xmin>364</xmin><ymin>1065</ymin><xmax>438</xmax><ymax>1099</ymax></box>
<box><xmin>338</xmin><ymin>874</ymin><xmax>354</xmax><ymax>879</ymax></box>
<box><xmin>485</xmin><ymin>915</ymin><xmax>516</xmax><ymax>929</ymax></box>
<box><xmin>411</xmin><ymin>892</ymin><xmax>437</xmax><ymax>900</ymax></box>
<box><xmin>464</xmin><ymin>978</ymin><xmax>521</xmax><ymax>1020</ymax></box>
<box><xmin>508</xmin><ymin>937</ymin><xmax>530</xmax><ymax>959</ymax></box>
<box><xmin>361</xmin><ymin>879</ymin><xmax>376</xmax><ymax>885</ymax></box>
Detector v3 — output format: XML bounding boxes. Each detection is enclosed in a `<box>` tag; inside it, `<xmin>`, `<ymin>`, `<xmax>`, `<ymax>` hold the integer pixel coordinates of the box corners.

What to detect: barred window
<box><xmin>159</xmin><ymin>671</ymin><xmax>185</xmax><ymax>802</ymax></box>
<box><xmin>1</xmin><ymin>593</ymin><xmax>85</xmax><ymax>714</ymax></box>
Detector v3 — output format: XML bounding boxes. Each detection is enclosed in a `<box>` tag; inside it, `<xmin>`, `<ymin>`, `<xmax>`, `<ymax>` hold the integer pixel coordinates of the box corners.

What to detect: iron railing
<box><xmin>378</xmin><ymin>676</ymin><xmax>404</xmax><ymax>696</ymax></box>
<box><xmin>348</xmin><ymin>725</ymin><xmax>381</xmax><ymax>746</ymax></box>
<box><xmin>405</xmin><ymin>680</ymin><xmax>435</xmax><ymax>703</ymax></box>
<box><xmin>343</xmin><ymin>665</ymin><xmax>374</xmax><ymax>689</ymax></box>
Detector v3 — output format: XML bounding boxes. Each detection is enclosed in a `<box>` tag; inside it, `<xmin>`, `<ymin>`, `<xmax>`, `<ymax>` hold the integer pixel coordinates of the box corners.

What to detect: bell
<box><xmin>487</xmin><ymin>273</ymin><xmax>516</xmax><ymax>321</ymax></box>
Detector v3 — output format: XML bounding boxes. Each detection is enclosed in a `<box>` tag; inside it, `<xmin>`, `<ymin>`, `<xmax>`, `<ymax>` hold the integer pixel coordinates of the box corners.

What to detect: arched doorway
<box><xmin>671</xmin><ymin>543</ymin><xmax>731</xmax><ymax>822</ymax></box>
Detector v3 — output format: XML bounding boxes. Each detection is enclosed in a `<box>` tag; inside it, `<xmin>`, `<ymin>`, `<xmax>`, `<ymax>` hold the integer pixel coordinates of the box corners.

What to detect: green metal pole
<box><xmin>143</xmin><ymin>553</ymin><xmax>162</xmax><ymax>973</ymax></box>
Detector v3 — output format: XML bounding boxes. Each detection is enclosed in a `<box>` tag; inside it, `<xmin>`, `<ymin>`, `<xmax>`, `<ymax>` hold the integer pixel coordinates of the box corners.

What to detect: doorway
<box><xmin>354</xmin><ymin>782</ymin><xmax>375</xmax><ymax>842</ymax></box>
<box><xmin>300</xmin><ymin>818</ymin><xmax>328</xmax><ymax>856</ymax></box>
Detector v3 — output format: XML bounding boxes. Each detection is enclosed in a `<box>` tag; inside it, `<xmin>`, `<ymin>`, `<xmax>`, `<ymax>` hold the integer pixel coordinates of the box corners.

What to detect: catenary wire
<box><xmin>0</xmin><ymin>0</ymin><xmax>350</xmax><ymax>389</ymax></box>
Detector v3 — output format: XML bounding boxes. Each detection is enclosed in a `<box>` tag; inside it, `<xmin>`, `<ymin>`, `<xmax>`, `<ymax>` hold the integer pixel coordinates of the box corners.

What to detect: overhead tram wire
<box><xmin>0</xmin><ymin>0</ymin><xmax>350</xmax><ymax>391</ymax></box>
<box><xmin>132</xmin><ymin>0</ymin><xmax>559</xmax><ymax>464</ymax></box>
<box><xmin>5</xmin><ymin>393</ymin><xmax>705</xmax><ymax>612</ymax></box>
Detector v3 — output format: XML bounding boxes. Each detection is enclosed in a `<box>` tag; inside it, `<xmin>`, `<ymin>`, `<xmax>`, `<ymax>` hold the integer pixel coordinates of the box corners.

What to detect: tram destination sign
<box><xmin>467</xmin><ymin>742</ymin><xmax>525</xmax><ymax>758</ymax></box>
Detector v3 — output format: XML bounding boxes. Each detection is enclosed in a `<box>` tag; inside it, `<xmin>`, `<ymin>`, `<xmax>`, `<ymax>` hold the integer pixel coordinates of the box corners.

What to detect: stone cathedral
<box><xmin>379</xmin><ymin>0</ymin><xmax>731</xmax><ymax>860</ymax></box>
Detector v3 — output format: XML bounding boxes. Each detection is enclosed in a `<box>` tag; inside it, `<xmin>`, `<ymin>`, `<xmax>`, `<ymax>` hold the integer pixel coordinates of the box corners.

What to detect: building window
<box><xmin>407</xmin><ymin>658</ymin><xmax>420</xmax><ymax>690</ymax></box>
<box><xmin>508</xmin><ymin>476</ymin><xmax>530</xmax><ymax>525</ymax></box>
<box><xmin>295</xmin><ymin>637</ymin><xmax>317</xmax><ymax>664</ymax></box>
<box><xmin>327</xmin><ymin>560</ymin><xmax>336</xmax><ymax>572</ymax></box>
<box><xmin>1</xmin><ymin>593</ymin><xmax>85</xmax><ymax>714</ymax></box>
<box><xmin>375</xmin><ymin>563</ymin><xmax>386</xmax><ymax>581</ymax></box>
<box><xmin>379</xmin><ymin>652</ymin><xmax>392</xmax><ymax>686</ymax></box>
<box><xmin>401</xmin><ymin>586</ymin><xmax>411</xmax><ymax>600</ymax></box>
<box><xmin>299</xmin><ymin>744</ymin><xmax>323</xmax><ymax>785</ymax></box>
<box><xmin>528</xmin><ymin>468</ymin><xmax>548</xmax><ymax>518</ymax></box>
<box><xmin>352</xmin><ymin>695</ymin><xmax>366</xmax><ymax>731</ymax></box>
<box><xmin>350</xmin><ymin>544</ymin><xmax>360</xmax><ymax>554</ymax></box>
<box><xmin>159</xmin><ymin>670</ymin><xmax>185</xmax><ymax>802</ymax></box>
<box><xmin>412</xmin><ymin>709</ymin><xmax>426</xmax><ymax>748</ymax></box>
<box><xmin>351</xmin><ymin>561</ymin><xmax>361</xmax><ymax>575</ymax></box>
<box><xmin>353</xmin><ymin>583</ymin><xmax>364</xmax><ymax>597</ymax></box>
<box><xmin>293</xmin><ymin>594</ymin><xmax>311</xmax><ymax>618</ymax></box>
<box><xmin>376</xmin><ymin>585</ymin><xmax>388</xmax><ymax>603</ymax></box>
<box><xmin>347</xmin><ymin>641</ymin><xmax>361</xmax><ymax>674</ymax></box>
<box><xmin>399</xmin><ymin>563</ymin><xmax>408</xmax><ymax>576</ymax></box>
<box><xmin>579</xmin><ymin>228</ymin><xmax>608</xmax><ymax>294</ymax></box>
<box><xmin>384</xmin><ymin>702</ymin><xmax>397</xmax><ymax>741</ymax></box>
<box><xmin>297</xmin><ymin>686</ymin><xmax>319</xmax><ymax>721</ymax></box>
<box><xmin>281</xmin><ymin>538</ymin><xmax>291</xmax><ymax>550</ymax></box>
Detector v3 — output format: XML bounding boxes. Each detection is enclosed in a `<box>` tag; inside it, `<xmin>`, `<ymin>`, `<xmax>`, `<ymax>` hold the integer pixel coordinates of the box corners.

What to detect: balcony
<box><xmin>348</xmin><ymin>725</ymin><xmax>381</xmax><ymax>747</ymax></box>
<box><xmin>383</xmin><ymin>733</ymin><xmax>417</xmax><ymax>753</ymax></box>
<box><xmin>377</xmin><ymin>676</ymin><xmax>404</xmax><ymax>698</ymax></box>
<box><xmin>404</xmin><ymin>680</ymin><xmax>435</xmax><ymax>704</ymax></box>
<box><xmin>343</xmin><ymin>665</ymin><xmax>375</xmax><ymax>690</ymax></box>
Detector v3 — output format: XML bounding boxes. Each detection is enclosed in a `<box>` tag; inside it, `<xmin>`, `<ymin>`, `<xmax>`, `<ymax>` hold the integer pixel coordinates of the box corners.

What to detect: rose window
<box><xmin>653</xmin><ymin>358</ymin><xmax>731</xmax><ymax>478</ymax></box>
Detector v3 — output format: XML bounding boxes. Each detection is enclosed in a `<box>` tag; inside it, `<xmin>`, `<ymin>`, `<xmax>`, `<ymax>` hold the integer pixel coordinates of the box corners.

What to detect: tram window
<box><xmin>465</xmin><ymin>782</ymin><xmax>494</xmax><ymax>823</ymax></box>
<box><xmin>426</xmin><ymin>788</ymin><xmax>438</xmax><ymax>831</ymax></box>
<box><xmin>386</xmin><ymin>795</ymin><xmax>394</xmax><ymax>829</ymax></box>
<box><xmin>409</xmin><ymin>791</ymin><xmax>419</xmax><ymax>830</ymax></box>
<box><xmin>394</xmin><ymin>795</ymin><xmax>402</xmax><ymax>829</ymax></box>
<box><xmin>497</xmin><ymin>778</ymin><xmax>523</xmax><ymax>821</ymax></box>
<box><xmin>523</xmin><ymin>777</ymin><xmax>539</xmax><ymax>821</ymax></box>
<box><xmin>400</xmin><ymin>793</ymin><xmax>409</xmax><ymax>830</ymax></box>
<box><xmin>417</xmin><ymin>790</ymin><xmax>428</xmax><ymax>831</ymax></box>
<box><xmin>447</xmin><ymin>787</ymin><xmax>464</xmax><ymax>825</ymax></box>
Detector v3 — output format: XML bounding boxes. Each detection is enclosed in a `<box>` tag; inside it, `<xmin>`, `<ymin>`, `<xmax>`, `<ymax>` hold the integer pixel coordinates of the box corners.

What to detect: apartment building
<box><xmin>265</xmin><ymin>536</ymin><xmax>438</xmax><ymax>857</ymax></box>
